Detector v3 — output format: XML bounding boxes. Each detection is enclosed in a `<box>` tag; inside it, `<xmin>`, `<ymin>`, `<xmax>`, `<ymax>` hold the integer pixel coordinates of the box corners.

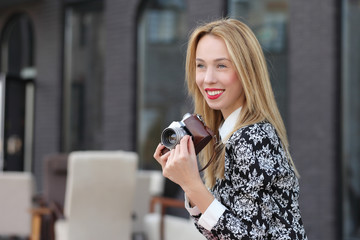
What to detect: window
<box><xmin>227</xmin><ymin>0</ymin><xmax>289</xmax><ymax>123</ymax></box>
<box><xmin>137</xmin><ymin>0</ymin><xmax>188</xmax><ymax>168</ymax></box>
<box><xmin>0</xmin><ymin>13</ymin><xmax>35</xmax><ymax>77</ymax></box>
<box><xmin>342</xmin><ymin>0</ymin><xmax>360</xmax><ymax>239</ymax></box>
<box><xmin>62</xmin><ymin>1</ymin><xmax>105</xmax><ymax>151</ymax></box>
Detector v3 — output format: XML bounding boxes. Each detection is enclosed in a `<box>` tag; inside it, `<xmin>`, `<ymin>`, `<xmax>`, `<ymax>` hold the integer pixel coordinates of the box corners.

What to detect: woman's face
<box><xmin>195</xmin><ymin>34</ymin><xmax>245</xmax><ymax>119</ymax></box>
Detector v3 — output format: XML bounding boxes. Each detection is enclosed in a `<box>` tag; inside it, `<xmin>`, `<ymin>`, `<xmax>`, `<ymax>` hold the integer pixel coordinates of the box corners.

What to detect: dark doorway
<box><xmin>0</xmin><ymin>13</ymin><xmax>35</xmax><ymax>171</ymax></box>
<box><xmin>2</xmin><ymin>75</ymin><xmax>33</xmax><ymax>171</ymax></box>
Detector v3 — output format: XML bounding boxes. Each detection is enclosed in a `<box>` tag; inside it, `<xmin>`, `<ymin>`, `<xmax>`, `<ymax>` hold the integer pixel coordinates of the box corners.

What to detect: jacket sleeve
<box><xmin>189</xmin><ymin>123</ymin><xmax>299</xmax><ymax>239</ymax></box>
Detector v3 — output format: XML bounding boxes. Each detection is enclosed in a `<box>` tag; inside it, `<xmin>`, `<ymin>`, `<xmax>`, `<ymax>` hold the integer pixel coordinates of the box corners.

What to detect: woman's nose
<box><xmin>204</xmin><ymin>68</ymin><xmax>216</xmax><ymax>84</ymax></box>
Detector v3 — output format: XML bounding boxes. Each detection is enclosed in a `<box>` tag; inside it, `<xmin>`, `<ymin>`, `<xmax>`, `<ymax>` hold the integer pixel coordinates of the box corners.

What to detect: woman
<box><xmin>154</xmin><ymin>18</ymin><xmax>307</xmax><ymax>239</ymax></box>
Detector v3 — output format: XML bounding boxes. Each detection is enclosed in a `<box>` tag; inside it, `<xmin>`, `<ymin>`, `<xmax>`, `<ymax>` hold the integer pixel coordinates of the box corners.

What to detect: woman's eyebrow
<box><xmin>215</xmin><ymin>58</ymin><xmax>231</xmax><ymax>62</ymax></box>
<box><xmin>195</xmin><ymin>58</ymin><xmax>231</xmax><ymax>62</ymax></box>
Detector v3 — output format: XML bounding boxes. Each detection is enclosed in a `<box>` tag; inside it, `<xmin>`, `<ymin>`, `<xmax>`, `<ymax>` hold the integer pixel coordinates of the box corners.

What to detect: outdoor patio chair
<box><xmin>42</xmin><ymin>153</ymin><xmax>68</xmax><ymax>209</ymax></box>
<box><xmin>132</xmin><ymin>170</ymin><xmax>165</xmax><ymax>239</ymax></box>
<box><xmin>36</xmin><ymin>153</ymin><xmax>68</xmax><ymax>240</ymax></box>
<box><xmin>53</xmin><ymin>150</ymin><xmax>138</xmax><ymax>240</ymax></box>
<box><xmin>0</xmin><ymin>172</ymin><xmax>34</xmax><ymax>239</ymax></box>
<box><xmin>144</xmin><ymin>196</ymin><xmax>205</xmax><ymax>240</ymax></box>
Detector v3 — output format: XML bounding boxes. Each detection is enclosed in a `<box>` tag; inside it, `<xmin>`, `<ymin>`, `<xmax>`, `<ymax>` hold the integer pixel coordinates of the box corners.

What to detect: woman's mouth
<box><xmin>205</xmin><ymin>88</ymin><xmax>224</xmax><ymax>100</ymax></box>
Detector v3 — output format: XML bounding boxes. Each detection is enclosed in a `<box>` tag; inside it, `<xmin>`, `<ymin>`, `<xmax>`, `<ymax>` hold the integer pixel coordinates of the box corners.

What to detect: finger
<box><xmin>153</xmin><ymin>143</ymin><xmax>165</xmax><ymax>159</ymax></box>
<box><xmin>187</xmin><ymin>136</ymin><xmax>196</xmax><ymax>156</ymax></box>
<box><xmin>179</xmin><ymin>135</ymin><xmax>190</xmax><ymax>155</ymax></box>
<box><xmin>175</xmin><ymin>141</ymin><xmax>182</xmax><ymax>157</ymax></box>
<box><xmin>161</xmin><ymin>150</ymin><xmax>170</xmax><ymax>160</ymax></box>
<box><xmin>160</xmin><ymin>147</ymin><xmax>170</xmax><ymax>156</ymax></box>
<box><xmin>168</xmin><ymin>148</ymin><xmax>175</xmax><ymax>162</ymax></box>
<box><xmin>153</xmin><ymin>144</ymin><xmax>169</xmax><ymax>167</ymax></box>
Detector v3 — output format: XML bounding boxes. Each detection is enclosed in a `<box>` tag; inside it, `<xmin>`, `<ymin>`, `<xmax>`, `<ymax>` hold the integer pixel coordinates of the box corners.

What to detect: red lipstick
<box><xmin>205</xmin><ymin>88</ymin><xmax>224</xmax><ymax>100</ymax></box>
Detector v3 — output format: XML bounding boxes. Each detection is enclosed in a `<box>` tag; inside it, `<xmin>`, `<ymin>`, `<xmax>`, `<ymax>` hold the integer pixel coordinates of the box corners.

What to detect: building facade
<box><xmin>0</xmin><ymin>0</ymin><xmax>359</xmax><ymax>239</ymax></box>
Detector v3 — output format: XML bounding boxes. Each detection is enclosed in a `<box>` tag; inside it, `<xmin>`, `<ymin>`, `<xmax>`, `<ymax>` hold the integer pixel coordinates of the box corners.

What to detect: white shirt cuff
<box><xmin>198</xmin><ymin>199</ymin><xmax>226</xmax><ymax>231</ymax></box>
<box><xmin>184</xmin><ymin>193</ymin><xmax>201</xmax><ymax>216</ymax></box>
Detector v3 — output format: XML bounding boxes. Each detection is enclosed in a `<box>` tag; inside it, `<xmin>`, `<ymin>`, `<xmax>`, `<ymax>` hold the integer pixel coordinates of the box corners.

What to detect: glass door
<box><xmin>227</xmin><ymin>0</ymin><xmax>289</xmax><ymax>123</ymax></box>
<box><xmin>62</xmin><ymin>1</ymin><xmax>105</xmax><ymax>152</ymax></box>
<box><xmin>137</xmin><ymin>0</ymin><xmax>188</xmax><ymax>169</ymax></box>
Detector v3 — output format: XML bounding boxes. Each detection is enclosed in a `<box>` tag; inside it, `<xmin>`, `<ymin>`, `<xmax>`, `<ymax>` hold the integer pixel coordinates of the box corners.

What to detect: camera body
<box><xmin>161</xmin><ymin>113</ymin><xmax>214</xmax><ymax>155</ymax></box>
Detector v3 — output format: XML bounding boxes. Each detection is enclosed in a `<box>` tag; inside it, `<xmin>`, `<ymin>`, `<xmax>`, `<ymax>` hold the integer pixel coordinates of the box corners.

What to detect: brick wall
<box><xmin>102</xmin><ymin>0</ymin><xmax>139</xmax><ymax>151</ymax></box>
<box><xmin>289</xmin><ymin>0</ymin><xmax>340</xmax><ymax>239</ymax></box>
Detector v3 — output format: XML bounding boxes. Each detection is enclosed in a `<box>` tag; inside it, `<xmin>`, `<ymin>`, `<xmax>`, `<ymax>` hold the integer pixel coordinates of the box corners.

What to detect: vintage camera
<box><xmin>161</xmin><ymin>113</ymin><xmax>214</xmax><ymax>155</ymax></box>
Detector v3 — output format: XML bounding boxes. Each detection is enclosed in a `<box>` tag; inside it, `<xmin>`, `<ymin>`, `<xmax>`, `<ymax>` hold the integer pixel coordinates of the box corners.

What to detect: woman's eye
<box><xmin>218</xmin><ymin>64</ymin><xmax>227</xmax><ymax>69</ymax></box>
<box><xmin>196</xmin><ymin>63</ymin><xmax>205</xmax><ymax>68</ymax></box>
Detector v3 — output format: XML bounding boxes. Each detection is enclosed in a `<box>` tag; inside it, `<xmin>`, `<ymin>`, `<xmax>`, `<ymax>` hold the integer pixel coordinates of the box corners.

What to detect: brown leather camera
<box><xmin>160</xmin><ymin>113</ymin><xmax>214</xmax><ymax>155</ymax></box>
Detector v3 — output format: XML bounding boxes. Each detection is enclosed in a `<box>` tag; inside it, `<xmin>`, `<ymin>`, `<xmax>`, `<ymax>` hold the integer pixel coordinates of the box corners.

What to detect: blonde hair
<box><xmin>185</xmin><ymin>18</ymin><xmax>298</xmax><ymax>188</ymax></box>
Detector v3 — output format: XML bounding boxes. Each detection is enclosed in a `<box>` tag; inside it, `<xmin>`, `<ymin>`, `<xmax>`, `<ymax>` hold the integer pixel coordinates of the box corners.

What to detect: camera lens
<box><xmin>161</xmin><ymin>127</ymin><xmax>188</xmax><ymax>149</ymax></box>
<box><xmin>168</xmin><ymin>133</ymin><xmax>177</xmax><ymax>145</ymax></box>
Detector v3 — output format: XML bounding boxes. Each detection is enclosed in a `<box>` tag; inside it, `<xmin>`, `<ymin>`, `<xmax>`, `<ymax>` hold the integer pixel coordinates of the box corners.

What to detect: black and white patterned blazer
<box><xmin>191</xmin><ymin>122</ymin><xmax>308</xmax><ymax>239</ymax></box>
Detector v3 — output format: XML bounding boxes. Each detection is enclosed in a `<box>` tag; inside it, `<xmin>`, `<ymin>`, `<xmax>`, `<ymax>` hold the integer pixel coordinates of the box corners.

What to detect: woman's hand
<box><xmin>153</xmin><ymin>135</ymin><xmax>202</xmax><ymax>191</ymax></box>
<box><xmin>153</xmin><ymin>143</ymin><xmax>170</xmax><ymax>170</ymax></box>
<box><xmin>153</xmin><ymin>135</ymin><xmax>215</xmax><ymax>213</ymax></box>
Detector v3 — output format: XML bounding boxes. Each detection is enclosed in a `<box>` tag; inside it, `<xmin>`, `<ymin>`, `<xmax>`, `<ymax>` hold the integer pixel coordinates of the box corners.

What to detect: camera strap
<box><xmin>198</xmin><ymin>135</ymin><xmax>218</xmax><ymax>173</ymax></box>
<box><xmin>198</xmin><ymin>154</ymin><xmax>215</xmax><ymax>172</ymax></box>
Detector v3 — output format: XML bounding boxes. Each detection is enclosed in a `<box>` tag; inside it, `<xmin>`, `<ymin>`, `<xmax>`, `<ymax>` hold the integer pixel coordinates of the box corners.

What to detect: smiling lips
<box><xmin>205</xmin><ymin>88</ymin><xmax>224</xmax><ymax>100</ymax></box>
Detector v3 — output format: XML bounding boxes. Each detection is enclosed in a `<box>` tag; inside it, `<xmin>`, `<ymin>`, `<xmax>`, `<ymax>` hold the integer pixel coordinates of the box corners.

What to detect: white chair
<box><xmin>0</xmin><ymin>172</ymin><xmax>34</xmax><ymax>239</ymax></box>
<box><xmin>132</xmin><ymin>171</ymin><xmax>151</xmax><ymax>238</ymax></box>
<box><xmin>144</xmin><ymin>196</ymin><xmax>205</xmax><ymax>240</ymax></box>
<box><xmin>132</xmin><ymin>170</ymin><xmax>165</xmax><ymax>238</ymax></box>
<box><xmin>144</xmin><ymin>213</ymin><xmax>205</xmax><ymax>240</ymax></box>
<box><xmin>143</xmin><ymin>170</ymin><xmax>205</xmax><ymax>240</ymax></box>
<box><xmin>54</xmin><ymin>151</ymin><xmax>138</xmax><ymax>240</ymax></box>
<box><xmin>146</xmin><ymin>170</ymin><xmax>165</xmax><ymax>197</ymax></box>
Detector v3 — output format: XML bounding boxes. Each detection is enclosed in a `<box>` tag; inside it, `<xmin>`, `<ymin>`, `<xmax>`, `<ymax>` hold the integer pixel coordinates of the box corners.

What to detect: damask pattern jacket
<box><xmin>188</xmin><ymin>122</ymin><xmax>308</xmax><ymax>239</ymax></box>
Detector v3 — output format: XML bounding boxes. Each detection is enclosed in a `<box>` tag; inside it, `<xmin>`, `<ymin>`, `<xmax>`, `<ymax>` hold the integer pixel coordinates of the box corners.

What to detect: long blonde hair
<box><xmin>185</xmin><ymin>19</ymin><xmax>298</xmax><ymax>188</ymax></box>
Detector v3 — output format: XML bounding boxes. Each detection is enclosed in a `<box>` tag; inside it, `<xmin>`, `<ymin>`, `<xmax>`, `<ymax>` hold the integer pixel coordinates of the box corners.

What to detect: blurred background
<box><xmin>0</xmin><ymin>0</ymin><xmax>359</xmax><ymax>239</ymax></box>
